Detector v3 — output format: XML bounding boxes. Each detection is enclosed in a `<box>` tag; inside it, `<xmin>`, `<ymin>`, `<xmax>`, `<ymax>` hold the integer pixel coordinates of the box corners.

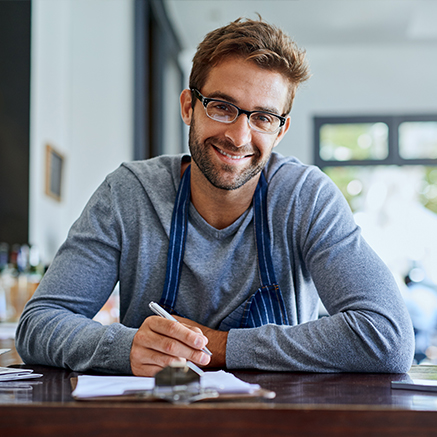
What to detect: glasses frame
<box><xmin>191</xmin><ymin>88</ymin><xmax>286</xmax><ymax>135</ymax></box>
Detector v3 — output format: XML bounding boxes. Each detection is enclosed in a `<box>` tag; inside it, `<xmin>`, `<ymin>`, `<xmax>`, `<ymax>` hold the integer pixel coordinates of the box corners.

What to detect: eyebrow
<box><xmin>205</xmin><ymin>90</ymin><xmax>282</xmax><ymax>116</ymax></box>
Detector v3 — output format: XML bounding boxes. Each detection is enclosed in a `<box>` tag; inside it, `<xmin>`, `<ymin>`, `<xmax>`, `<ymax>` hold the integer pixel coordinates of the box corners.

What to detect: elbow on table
<box><xmin>381</xmin><ymin>346</ymin><xmax>414</xmax><ymax>374</ymax></box>
<box><xmin>14</xmin><ymin>310</ymin><xmax>49</xmax><ymax>366</ymax></box>
<box><xmin>372</xmin><ymin>324</ymin><xmax>415</xmax><ymax>374</ymax></box>
<box><xmin>14</xmin><ymin>316</ymin><xmax>33</xmax><ymax>364</ymax></box>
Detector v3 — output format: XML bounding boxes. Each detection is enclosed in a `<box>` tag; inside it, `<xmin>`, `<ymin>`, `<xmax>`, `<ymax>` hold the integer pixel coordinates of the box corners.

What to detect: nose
<box><xmin>223</xmin><ymin>114</ymin><xmax>252</xmax><ymax>147</ymax></box>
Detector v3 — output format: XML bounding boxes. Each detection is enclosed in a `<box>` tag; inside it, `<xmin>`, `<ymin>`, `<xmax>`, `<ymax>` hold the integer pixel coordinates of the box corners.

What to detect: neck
<box><xmin>182</xmin><ymin>161</ymin><xmax>259</xmax><ymax>230</ymax></box>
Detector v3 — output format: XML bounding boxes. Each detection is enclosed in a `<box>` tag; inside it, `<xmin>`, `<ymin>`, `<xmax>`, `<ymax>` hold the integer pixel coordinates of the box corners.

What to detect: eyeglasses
<box><xmin>191</xmin><ymin>88</ymin><xmax>286</xmax><ymax>134</ymax></box>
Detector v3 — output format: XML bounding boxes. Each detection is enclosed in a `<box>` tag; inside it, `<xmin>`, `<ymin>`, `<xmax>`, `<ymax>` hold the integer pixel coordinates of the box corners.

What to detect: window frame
<box><xmin>314</xmin><ymin>114</ymin><xmax>437</xmax><ymax>168</ymax></box>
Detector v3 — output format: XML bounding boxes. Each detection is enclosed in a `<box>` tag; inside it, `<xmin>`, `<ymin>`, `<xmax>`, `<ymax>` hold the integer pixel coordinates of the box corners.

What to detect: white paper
<box><xmin>391</xmin><ymin>378</ymin><xmax>437</xmax><ymax>392</ymax></box>
<box><xmin>72</xmin><ymin>370</ymin><xmax>260</xmax><ymax>399</ymax></box>
<box><xmin>0</xmin><ymin>367</ymin><xmax>33</xmax><ymax>375</ymax></box>
<box><xmin>201</xmin><ymin>370</ymin><xmax>260</xmax><ymax>393</ymax></box>
<box><xmin>0</xmin><ymin>366</ymin><xmax>43</xmax><ymax>382</ymax></box>
<box><xmin>72</xmin><ymin>375</ymin><xmax>155</xmax><ymax>398</ymax></box>
<box><xmin>0</xmin><ymin>373</ymin><xmax>43</xmax><ymax>382</ymax></box>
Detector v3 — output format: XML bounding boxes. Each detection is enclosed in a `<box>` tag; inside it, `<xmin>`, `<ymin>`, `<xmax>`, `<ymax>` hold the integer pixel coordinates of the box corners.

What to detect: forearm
<box><xmin>16</xmin><ymin>302</ymin><xmax>136</xmax><ymax>374</ymax></box>
<box><xmin>226</xmin><ymin>308</ymin><xmax>414</xmax><ymax>373</ymax></box>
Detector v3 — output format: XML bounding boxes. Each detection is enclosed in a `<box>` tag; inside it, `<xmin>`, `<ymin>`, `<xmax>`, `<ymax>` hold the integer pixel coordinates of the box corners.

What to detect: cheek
<box><xmin>257</xmin><ymin>137</ymin><xmax>277</xmax><ymax>155</ymax></box>
<box><xmin>196</xmin><ymin>122</ymin><xmax>226</xmax><ymax>143</ymax></box>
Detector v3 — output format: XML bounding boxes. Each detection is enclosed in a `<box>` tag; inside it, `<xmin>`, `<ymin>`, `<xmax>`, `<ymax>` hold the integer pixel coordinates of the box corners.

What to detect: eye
<box><xmin>252</xmin><ymin>113</ymin><xmax>275</xmax><ymax>124</ymax></box>
<box><xmin>209</xmin><ymin>101</ymin><xmax>233</xmax><ymax>112</ymax></box>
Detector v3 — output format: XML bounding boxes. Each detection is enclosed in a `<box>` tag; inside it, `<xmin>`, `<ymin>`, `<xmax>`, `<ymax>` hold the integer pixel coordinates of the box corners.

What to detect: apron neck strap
<box><xmin>253</xmin><ymin>171</ymin><xmax>278</xmax><ymax>286</ymax></box>
<box><xmin>160</xmin><ymin>165</ymin><xmax>191</xmax><ymax>310</ymax></box>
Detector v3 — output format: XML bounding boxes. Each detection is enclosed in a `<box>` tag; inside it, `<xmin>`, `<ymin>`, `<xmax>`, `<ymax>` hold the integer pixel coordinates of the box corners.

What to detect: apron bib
<box><xmin>159</xmin><ymin>165</ymin><xmax>289</xmax><ymax>330</ymax></box>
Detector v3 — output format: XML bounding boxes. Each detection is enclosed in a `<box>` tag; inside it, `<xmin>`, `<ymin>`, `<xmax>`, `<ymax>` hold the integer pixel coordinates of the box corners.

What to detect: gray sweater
<box><xmin>16</xmin><ymin>153</ymin><xmax>414</xmax><ymax>374</ymax></box>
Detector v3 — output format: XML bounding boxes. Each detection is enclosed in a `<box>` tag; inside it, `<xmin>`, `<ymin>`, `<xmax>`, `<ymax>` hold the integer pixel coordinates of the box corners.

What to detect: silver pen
<box><xmin>148</xmin><ymin>301</ymin><xmax>213</xmax><ymax>357</ymax></box>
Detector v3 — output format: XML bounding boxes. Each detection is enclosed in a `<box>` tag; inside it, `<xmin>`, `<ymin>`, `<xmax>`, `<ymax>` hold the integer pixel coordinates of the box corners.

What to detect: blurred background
<box><xmin>1</xmin><ymin>0</ymin><xmax>437</xmax><ymax>364</ymax></box>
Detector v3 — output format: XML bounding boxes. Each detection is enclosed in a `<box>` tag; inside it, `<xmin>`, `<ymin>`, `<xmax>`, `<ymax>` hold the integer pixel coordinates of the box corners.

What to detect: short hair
<box><xmin>189</xmin><ymin>17</ymin><xmax>311</xmax><ymax>115</ymax></box>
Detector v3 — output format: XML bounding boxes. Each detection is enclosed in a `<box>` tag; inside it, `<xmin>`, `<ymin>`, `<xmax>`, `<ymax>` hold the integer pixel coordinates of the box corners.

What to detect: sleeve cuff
<box><xmin>102</xmin><ymin>324</ymin><xmax>137</xmax><ymax>374</ymax></box>
<box><xmin>225</xmin><ymin>328</ymin><xmax>259</xmax><ymax>369</ymax></box>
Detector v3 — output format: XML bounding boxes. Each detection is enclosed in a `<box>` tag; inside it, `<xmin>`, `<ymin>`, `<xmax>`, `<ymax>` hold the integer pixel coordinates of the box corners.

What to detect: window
<box><xmin>315</xmin><ymin>115</ymin><xmax>437</xmax><ymax>167</ymax></box>
<box><xmin>399</xmin><ymin>121</ymin><xmax>437</xmax><ymax>160</ymax></box>
<box><xmin>319</xmin><ymin>121</ymin><xmax>388</xmax><ymax>162</ymax></box>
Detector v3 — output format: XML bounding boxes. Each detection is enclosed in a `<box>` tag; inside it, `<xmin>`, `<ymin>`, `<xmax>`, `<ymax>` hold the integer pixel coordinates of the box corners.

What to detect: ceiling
<box><xmin>165</xmin><ymin>0</ymin><xmax>437</xmax><ymax>50</ymax></box>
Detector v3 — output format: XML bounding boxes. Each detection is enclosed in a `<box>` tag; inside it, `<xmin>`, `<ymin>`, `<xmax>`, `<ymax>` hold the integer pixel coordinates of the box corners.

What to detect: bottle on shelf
<box><xmin>0</xmin><ymin>243</ymin><xmax>44</xmax><ymax>323</ymax></box>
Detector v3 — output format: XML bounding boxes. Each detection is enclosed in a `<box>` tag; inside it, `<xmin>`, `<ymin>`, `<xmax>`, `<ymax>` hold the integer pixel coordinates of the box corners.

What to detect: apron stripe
<box><xmin>254</xmin><ymin>173</ymin><xmax>276</xmax><ymax>286</ymax></box>
<box><xmin>160</xmin><ymin>166</ymin><xmax>191</xmax><ymax>310</ymax></box>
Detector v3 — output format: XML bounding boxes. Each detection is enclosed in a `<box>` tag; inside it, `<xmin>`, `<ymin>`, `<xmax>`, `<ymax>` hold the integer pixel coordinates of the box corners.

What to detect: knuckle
<box><xmin>142</xmin><ymin>316</ymin><xmax>153</xmax><ymax>329</ymax></box>
<box><xmin>162</xmin><ymin>355</ymin><xmax>178</xmax><ymax>368</ymax></box>
<box><xmin>167</xmin><ymin>321</ymin><xmax>180</xmax><ymax>337</ymax></box>
<box><xmin>148</xmin><ymin>350</ymin><xmax>168</xmax><ymax>368</ymax></box>
<box><xmin>162</xmin><ymin>338</ymin><xmax>177</xmax><ymax>355</ymax></box>
<box><xmin>135</xmin><ymin>330</ymin><xmax>147</xmax><ymax>343</ymax></box>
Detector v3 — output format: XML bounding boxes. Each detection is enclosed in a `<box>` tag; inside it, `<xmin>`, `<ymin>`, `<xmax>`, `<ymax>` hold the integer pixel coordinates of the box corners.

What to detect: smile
<box><xmin>215</xmin><ymin>147</ymin><xmax>252</xmax><ymax>160</ymax></box>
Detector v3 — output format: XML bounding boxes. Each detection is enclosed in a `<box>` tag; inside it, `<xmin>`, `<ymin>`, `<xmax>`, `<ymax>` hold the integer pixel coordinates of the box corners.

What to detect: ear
<box><xmin>180</xmin><ymin>89</ymin><xmax>193</xmax><ymax>126</ymax></box>
<box><xmin>273</xmin><ymin>115</ymin><xmax>291</xmax><ymax>148</ymax></box>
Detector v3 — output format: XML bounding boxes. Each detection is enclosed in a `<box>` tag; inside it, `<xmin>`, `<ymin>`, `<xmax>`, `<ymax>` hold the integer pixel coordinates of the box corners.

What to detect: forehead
<box><xmin>202</xmin><ymin>57</ymin><xmax>290</xmax><ymax>114</ymax></box>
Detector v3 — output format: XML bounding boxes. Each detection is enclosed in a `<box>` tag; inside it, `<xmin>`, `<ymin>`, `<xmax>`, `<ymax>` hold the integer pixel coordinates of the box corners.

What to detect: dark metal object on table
<box><xmin>152</xmin><ymin>362</ymin><xmax>218</xmax><ymax>404</ymax></box>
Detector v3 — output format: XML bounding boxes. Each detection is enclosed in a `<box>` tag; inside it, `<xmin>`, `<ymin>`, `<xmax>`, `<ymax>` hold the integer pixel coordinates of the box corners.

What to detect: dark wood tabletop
<box><xmin>1</xmin><ymin>339</ymin><xmax>437</xmax><ymax>437</ymax></box>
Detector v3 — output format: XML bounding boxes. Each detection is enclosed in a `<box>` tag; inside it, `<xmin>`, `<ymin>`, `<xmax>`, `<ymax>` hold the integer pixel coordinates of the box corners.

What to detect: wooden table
<box><xmin>1</xmin><ymin>340</ymin><xmax>436</xmax><ymax>437</ymax></box>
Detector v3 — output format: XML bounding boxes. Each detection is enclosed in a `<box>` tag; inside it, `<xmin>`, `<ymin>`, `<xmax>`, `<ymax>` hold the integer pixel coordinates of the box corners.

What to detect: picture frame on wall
<box><xmin>45</xmin><ymin>144</ymin><xmax>64</xmax><ymax>202</ymax></box>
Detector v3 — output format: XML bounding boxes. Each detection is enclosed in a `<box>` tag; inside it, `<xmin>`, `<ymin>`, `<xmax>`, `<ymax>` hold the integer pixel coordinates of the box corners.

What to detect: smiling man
<box><xmin>16</xmin><ymin>18</ymin><xmax>414</xmax><ymax>376</ymax></box>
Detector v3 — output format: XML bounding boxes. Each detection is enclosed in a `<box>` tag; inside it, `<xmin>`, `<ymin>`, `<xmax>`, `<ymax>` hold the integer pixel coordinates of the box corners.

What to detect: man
<box><xmin>16</xmin><ymin>18</ymin><xmax>414</xmax><ymax>376</ymax></box>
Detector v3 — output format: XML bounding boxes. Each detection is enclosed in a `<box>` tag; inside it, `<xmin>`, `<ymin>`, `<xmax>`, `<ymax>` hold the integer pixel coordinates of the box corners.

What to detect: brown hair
<box><xmin>189</xmin><ymin>17</ymin><xmax>311</xmax><ymax>114</ymax></box>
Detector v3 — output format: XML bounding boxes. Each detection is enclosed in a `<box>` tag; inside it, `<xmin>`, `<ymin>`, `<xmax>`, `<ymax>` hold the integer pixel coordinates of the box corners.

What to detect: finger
<box><xmin>141</xmin><ymin>348</ymin><xmax>187</xmax><ymax>369</ymax></box>
<box><xmin>149</xmin><ymin>316</ymin><xmax>209</xmax><ymax>351</ymax></box>
<box><xmin>151</xmin><ymin>330</ymin><xmax>210</xmax><ymax>365</ymax></box>
<box><xmin>131</xmin><ymin>342</ymin><xmax>188</xmax><ymax>376</ymax></box>
<box><xmin>181</xmin><ymin>323</ymin><xmax>204</xmax><ymax>336</ymax></box>
<box><xmin>132</xmin><ymin>317</ymin><xmax>211</xmax><ymax>370</ymax></box>
<box><xmin>136</xmin><ymin>319</ymin><xmax>211</xmax><ymax>365</ymax></box>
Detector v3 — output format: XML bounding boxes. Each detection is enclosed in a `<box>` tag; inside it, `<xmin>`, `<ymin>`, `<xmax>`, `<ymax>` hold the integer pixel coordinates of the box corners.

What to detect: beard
<box><xmin>188</xmin><ymin>117</ymin><xmax>271</xmax><ymax>191</ymax></box>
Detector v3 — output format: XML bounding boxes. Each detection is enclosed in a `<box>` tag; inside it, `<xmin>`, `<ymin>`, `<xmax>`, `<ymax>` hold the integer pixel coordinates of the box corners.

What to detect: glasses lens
<box><xmin>206</xmin><ymin>101</ymin><xmax>238</xmax><ymax>122</ymax></box>
<box><xmin>203</xmin><ymin>96</ymin><xmax>282</xmax><ymax>134</ymax></box>
<box><xmin>249</xmin><ymin>113</ymin><xmax>281</xmax><ymax>133</ymax></box>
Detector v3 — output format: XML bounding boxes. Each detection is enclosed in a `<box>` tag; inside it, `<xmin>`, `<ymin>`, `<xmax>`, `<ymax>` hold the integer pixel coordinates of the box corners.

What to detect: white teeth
<box><xmin>216</xmin><ymin>148</ymin><xmax>249</xmax><ymax>160</ymax></box>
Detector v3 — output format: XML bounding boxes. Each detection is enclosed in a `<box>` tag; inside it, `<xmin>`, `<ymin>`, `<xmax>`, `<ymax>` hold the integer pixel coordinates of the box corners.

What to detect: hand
<box><xmin>130</xmin><ymin>316</ymin><xmax>211</xmax><ymax>376</ymax></box>
<box><xmin>174</xmin><ymin>316</ymin><xmax>228</xmax><ymax>369</ymax></box>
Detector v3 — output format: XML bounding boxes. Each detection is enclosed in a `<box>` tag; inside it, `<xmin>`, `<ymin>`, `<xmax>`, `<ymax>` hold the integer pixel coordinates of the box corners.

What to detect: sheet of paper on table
<box><xmin>72</xmin><ymin>370</ymin><xmax>261</xmax><ymax>399</ymax></box>
<box><xmin>0</xmin><ymin>367</ymin><xmax>43</xmax><ymax>382</ymax></box>
<box><xmin>391</xmin><ymin>377</ymin><xmax>437</xmax><ymax>393</ymax></box>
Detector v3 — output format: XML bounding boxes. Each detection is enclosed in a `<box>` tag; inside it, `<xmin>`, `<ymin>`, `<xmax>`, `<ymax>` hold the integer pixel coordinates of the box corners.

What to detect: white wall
<box><xmin>29</xmin><ymin>0</ymin><xmax>134</xmax><ymax>264</ymax></box>
<box><xmin>275</xmin><ymin>43</ymin><xmax>437</xmax><ymax>163</ymax></box>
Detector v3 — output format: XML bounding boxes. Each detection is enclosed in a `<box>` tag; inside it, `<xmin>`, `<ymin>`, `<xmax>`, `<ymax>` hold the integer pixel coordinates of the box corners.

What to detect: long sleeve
<box><xmin>225</xmin><ymin>163</ymin><xmax>415</xmax><ymax>373</ymax></box>
<box><xmin>16</xmin><ymin>178</ymin><xmax>137</xmax><ymax>374</ymax></box>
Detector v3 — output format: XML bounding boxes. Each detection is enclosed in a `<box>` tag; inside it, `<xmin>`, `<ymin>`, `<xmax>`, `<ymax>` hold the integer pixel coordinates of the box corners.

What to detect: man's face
<box><xmin>182</xmin><ymin>57</ymin><xmax>291</xmax><ymax>191</ymax></box>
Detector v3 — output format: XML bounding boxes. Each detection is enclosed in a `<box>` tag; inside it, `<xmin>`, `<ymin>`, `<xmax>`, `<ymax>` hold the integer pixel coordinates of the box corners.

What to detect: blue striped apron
<box><xmin>159</xmin><ymin>165</ymin><xmax>289</xmax><ymax>330</ymax></box>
